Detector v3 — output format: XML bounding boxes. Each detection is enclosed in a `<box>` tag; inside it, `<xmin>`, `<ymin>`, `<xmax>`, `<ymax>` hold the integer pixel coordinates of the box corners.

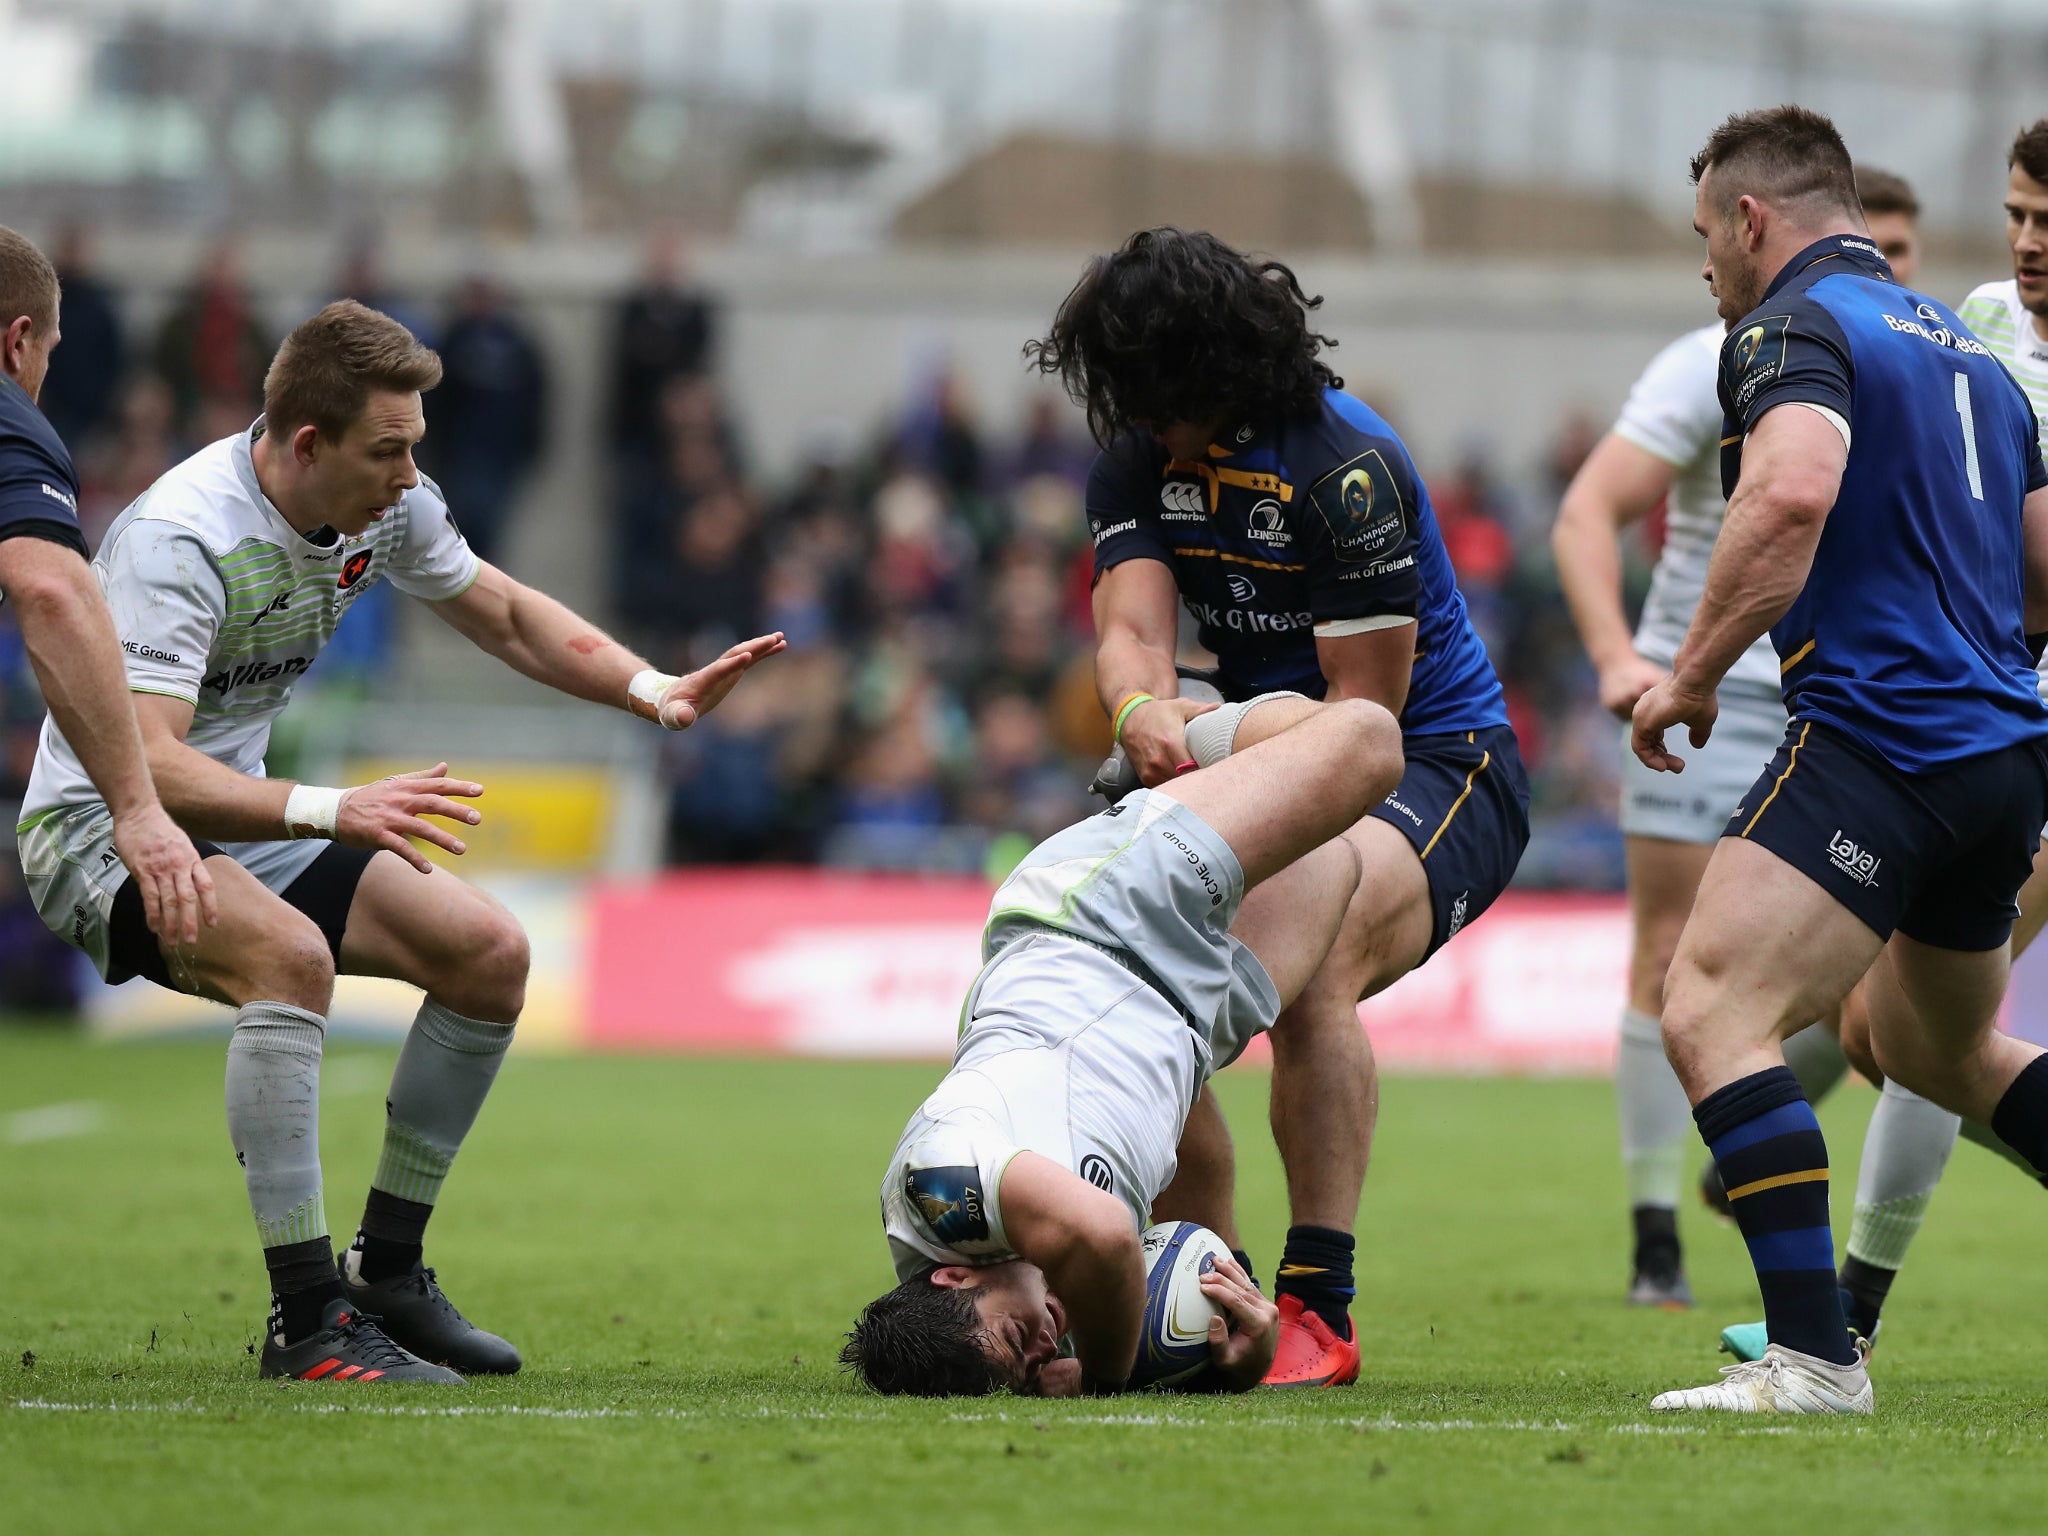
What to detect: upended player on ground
<box><xmin>842</xmin><ymin>692</ymin><xmax>1402</xmax><ymax>1396</ymax></box>
<box><xmin>1033</xmin><ymin>228</ymin><xmax>1527</xmax><ymax>1389</ymax></box>
<box><xmin>17</xmin><ymin>302</ymin><xmax>784</xmax><ymax>1383</ymax></box>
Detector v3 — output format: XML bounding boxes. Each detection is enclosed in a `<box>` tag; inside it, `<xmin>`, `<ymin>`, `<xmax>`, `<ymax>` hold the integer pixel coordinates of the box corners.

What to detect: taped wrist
<box><xmin>627</xmin><ymin>668</ymin><xmax>681</xmax><ymax>723</ymax></box>
<box><xmin>1183</xmin><ymin>691</ymin><xmax>1307</xmax><ymax>768</ymax></box>
<box><xmin>284</xmin><ymin>784</ymin><xmax>344</xmax><ymax>840</ymax></box>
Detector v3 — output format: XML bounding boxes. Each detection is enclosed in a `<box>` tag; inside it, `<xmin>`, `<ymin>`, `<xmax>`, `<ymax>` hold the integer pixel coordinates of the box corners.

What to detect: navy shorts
<box><xmin>1732</xmin><ymin>719</ymin><xmax>2048</xmax><ymax>950</ymax></box>
<box><xmin>1368</xmin><ymin>724</ymin><xmax>1532</xmax><ymax>958</ymax></box>
<box><xmin>106</xmin><ymin>843</ymin><xmax>376</xmax><ymax>988</ymax></box>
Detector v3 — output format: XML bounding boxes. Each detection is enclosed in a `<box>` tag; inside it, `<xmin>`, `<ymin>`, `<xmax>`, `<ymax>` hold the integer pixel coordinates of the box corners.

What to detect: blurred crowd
<box><xmin>0</xmin><ymin>230</ymin><xmax>1645</xmax><ymax>904</ymax></box>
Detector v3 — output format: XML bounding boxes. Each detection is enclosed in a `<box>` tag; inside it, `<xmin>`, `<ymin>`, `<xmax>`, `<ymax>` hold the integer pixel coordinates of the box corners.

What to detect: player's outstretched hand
<box><xmin>336</xmin><ymin>763</ymin><xmax>484</xmax><ymax>874</ymax></box>
<box><xmin>655</xmin><ymin>632</ymin><xmax>789</xmax><ymax>730</ymax></box>
<box><xmin>1120</xmin><ymin>697</ymin><xmax>1221</xmax><ymax>787</ymax></box>
<box><xmin>1631</xmin><ymin>677</ymin><xmax>1719</xmax><ymax>774</ymax></box>
<box><xmin>1199</xmin><ymin>1252</ymin><xmax>1279</xmax><ymax>1390</ymax></box>
<box><xmin>110</xmin><ymin>801</ymin><xmax>216</xmax><ymax>947</ymax></box>
<box><xmin>1598</xmin><ymin>652</ymin><xmax>1670</xmax><ymax>721</ymax></box>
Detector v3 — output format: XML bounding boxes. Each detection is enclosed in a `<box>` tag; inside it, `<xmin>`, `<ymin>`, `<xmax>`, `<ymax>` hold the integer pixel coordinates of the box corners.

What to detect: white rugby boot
<box><xmin>1650</xmin><ymin>1339</ymin><xmax>1872</xmax><ymax>1414</ymax></box>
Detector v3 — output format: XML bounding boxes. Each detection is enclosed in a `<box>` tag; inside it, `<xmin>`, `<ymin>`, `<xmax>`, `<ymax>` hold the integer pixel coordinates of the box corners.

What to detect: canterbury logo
<box><xmin>1160</xmin><ymin>481</ymin><xmax>1205</xmax><ymax>514</ymax></box>
<box><xmin>246</xmin><ymin>590</ymin><xmax>292</xmax><ymax>626</ymax></box>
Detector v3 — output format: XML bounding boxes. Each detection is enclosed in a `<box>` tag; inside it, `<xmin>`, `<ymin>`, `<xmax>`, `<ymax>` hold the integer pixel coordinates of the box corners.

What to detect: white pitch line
<box><xmin>2</xmin><ymin>1100</ymin><xmax>107</xmax><ymax>1145</ymax></box>
<box><xmin>6</xmin><ymin>1398</ymin><xmax>1875</xmax><ymax>1435</ymax></box>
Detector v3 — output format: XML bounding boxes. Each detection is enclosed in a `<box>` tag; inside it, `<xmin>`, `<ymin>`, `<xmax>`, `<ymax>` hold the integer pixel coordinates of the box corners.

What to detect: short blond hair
<box><xmin>0</xmin><ymin>226</ymin><xmax>58</xmax><ymax>338</ymax></box>
<box><xmin>263</xmin><ymin>300</ymin><xmax>442</xmax><ymax>441</ymax></box>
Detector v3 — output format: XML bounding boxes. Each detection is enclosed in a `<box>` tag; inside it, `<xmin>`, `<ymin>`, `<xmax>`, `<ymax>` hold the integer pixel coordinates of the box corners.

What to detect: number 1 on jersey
<box><xmin>1955</xmin><ymin>370</ymin><xmax>1985</xmax><ymax>502</ymax></box>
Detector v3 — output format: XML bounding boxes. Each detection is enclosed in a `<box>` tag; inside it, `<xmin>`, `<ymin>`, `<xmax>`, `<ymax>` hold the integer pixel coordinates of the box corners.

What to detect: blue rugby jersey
<box><xmin>0</xmin><ymin>372</ymin><xmax>89</xmax><ymax>566</ymax></box>
<box><xmin>1718</xmin><ymin>235</ymin><xmax>2048</xmax><ymax>771</ymax></box>
<box><xmin>1086</xmin><ymin>388</ymin><xmax>1508</xmax><ymax>738</ymax></box>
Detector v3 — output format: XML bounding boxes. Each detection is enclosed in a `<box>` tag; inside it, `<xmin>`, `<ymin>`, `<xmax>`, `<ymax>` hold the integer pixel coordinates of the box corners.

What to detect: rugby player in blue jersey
<box><xmin>1027</xmin><ymin>230</ymin><xmax>1528</xmax><ymax>1387</ymax></box>
<box><xmin>1637</xmin><ymin>106</ymin><xmax>2048</xmax><ymax>1414</ymax></box>
<box><xmin>0</xmin><ymin>227</ymin><xmax>211</xmax><ymax>945</ymax></box>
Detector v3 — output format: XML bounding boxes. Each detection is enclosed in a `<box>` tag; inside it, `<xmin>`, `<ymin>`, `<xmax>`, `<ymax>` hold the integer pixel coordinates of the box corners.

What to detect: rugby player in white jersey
<box><xmin>1712</xmin><ymin>120</ymin><xmax>2048</xmax><ymax>1366</ymax></box>
<box><xmin>17</xmin><ymin>302</ymin><xmax>784</xmax><ymax>1383</ymax></box>
<box><xmin>842</xmin><ymin>694</ymin><xmax>1402</xmax><ymax>1396</ymax></box>
<box><xmin>1553</xmin><ymin>167</ymin><xmax>1922</xmax><ymax>1308</ymax></box>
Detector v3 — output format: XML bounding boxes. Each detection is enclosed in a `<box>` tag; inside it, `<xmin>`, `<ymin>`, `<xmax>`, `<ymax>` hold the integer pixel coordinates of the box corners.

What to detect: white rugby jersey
<box><xmin>1611</xmin><ymin>324</ymin><xmax>1781</xmax><ymax>696</ymax></box>
<box><xmin>1958</xmin><ymin>281</ymin><xmax>2048</xmax><ymax>701</ymax></box>
<box><xmin>21</xmin><ymin>421</ymin><xmax>479</xmax><ymax>823</ymax></box>
<box><xmin>1959</xmin><ymin>280</ymin><xmax>2048</xmax><ymax>439</ymax></box>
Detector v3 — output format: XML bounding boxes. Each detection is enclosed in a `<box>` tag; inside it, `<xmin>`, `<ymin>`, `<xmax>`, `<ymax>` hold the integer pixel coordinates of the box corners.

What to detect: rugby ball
<box><xmin>1128</xmin><ymin>1221</ymin><xmax>1231</xmax><ymax>1389</ymax></box>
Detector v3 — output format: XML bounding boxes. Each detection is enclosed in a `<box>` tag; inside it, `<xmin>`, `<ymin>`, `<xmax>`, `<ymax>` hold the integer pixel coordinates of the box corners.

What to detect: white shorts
<box><xmin>1618</xmin><ymin>688</ymin><xmax>1789</xmax><ymax>845</ymax></box>
<box><xmin>882</xmin><ymin>931</ymin><xmax>1199</xmax><ymax>1279</ymax></box>
<box><xmin>18</xmin><ymin>801</ymin><xmax>323</xmax><ymax>979</ymax></box>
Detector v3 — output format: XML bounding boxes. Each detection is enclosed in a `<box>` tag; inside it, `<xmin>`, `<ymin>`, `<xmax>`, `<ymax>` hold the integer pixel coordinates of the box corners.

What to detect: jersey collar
<box><xmin>1760</xmin><ymin>233</ymin><xmax>1894</xmax><ymax>306</ymax></box>
<box><xmin>235</xmin><ymin>417</ymin><xmax>345</xmax><ymax>561</ymax></box>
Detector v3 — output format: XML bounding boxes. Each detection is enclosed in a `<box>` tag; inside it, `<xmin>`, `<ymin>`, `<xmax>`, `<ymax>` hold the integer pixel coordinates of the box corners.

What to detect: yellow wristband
<box><xmin>1112</xmin><ymin>692</ymin><xmax>1156</xmax><ymax>745</ymax></box>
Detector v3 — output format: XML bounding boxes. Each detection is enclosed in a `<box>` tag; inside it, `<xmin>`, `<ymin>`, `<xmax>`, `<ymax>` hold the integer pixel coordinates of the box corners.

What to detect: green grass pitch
<box><xmin>4</xmin><ymin>1027</ymin><xmax>2047</xmax><ymax>1534</ymax></box>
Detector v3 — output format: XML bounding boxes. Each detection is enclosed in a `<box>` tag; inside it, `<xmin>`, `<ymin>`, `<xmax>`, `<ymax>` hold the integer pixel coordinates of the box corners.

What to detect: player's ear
<box><xmin>928</xmin><ymin>1266</ymin><xmax>977</xmax><ymax>1290</ymax></box>
<box><xmin>1737</xmin><ymin>194</ymin><xmax>1766</xmax><ymax>251</ymax></box>
<box><xmin>291</xmin><ymin>423</ymin><xmax>321</xmax><ymax>467</ymax></box>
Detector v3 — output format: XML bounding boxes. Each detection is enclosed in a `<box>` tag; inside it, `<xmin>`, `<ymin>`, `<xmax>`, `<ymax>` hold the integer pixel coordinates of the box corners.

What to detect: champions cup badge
<box><xmin>1733</xmin><ymin>324</ymin><xmax>1767</xmax><ymax>374</ymax></box>
<box><xmin>1341</xmin><ymin>467</ymin><xmax>1374</xmax><ymax>523</ymax></box>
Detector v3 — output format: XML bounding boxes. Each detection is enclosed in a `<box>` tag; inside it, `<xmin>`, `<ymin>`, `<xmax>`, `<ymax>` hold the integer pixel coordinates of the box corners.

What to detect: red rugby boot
<box><xmin>1261</xmin><ymin>1293</ymin><xmax>1360</xmax><ymax>1388</ymax></box>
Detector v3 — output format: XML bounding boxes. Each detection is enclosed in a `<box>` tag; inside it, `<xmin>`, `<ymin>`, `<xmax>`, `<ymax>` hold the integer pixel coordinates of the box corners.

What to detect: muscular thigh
<box><xmin>1666</xmin><ymin>837</ymin><xmax>1882</xmax><ymax>1049</ymax></box>
<box><xmin>1624</xmin><ymin>835</ymin><xmax>1716</xmax><ymax>1004</ymax></box>
<box><xmin>1227</xmin><ymin>839</ymin><xmax>1360</xmax><ymax>1007</ymax></box>
<box><xmin>156</xmin><ymin>856</ymin><xmax>331</xmax><ymax>1009</ymax></box>
<box><xmin>1341</xmin><ymin>817</ymin><xmax>1435</xmax><ymax>997</ymax></box>
<box><xmin>336</xmin><ymin>851</ymin><xmax>514</xmax><ymax>988</ymax></box>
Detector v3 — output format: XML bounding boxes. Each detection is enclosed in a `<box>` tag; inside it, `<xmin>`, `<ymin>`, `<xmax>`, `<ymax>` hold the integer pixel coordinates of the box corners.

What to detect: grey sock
<box><xmin>224</xmin><ymin>1001</ymin><xmax>330</xmax><ymax>1248</ymax></box>
<box><xmin>1616</xmin><ymin>1006</ymin><xmax>1691</xmax><ymax>1208</ymax></box>
<box><xmin>1782</xmin><ymin>1022</ymin><xmax>1851</xmax><ymax>1101</ymax></box>
<box><xmin>369</xmin><ymin>1000</ymin><xmax>516</xmax><ymax>1208</ymax></box>
<box><xmin>1846</xmin><ymin>1079</ymin><xmax>1958</xmax><ymax>1269</ymax></box>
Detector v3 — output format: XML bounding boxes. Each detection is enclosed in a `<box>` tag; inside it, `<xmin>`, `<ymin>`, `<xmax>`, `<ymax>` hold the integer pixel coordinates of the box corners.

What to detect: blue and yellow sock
<box><xmin>1275</xmin><ymin>1224</ymin><xmax>1355</xmax><ymax>1335</ymax></box>
<box><xmin>1694</xmin><ymin>1066</ymin><xmax>1856</xmax><ymax>1367</ymax></box>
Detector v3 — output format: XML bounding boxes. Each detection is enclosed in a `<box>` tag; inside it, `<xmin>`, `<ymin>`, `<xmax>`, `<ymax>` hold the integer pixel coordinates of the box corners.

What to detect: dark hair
<box><xmin>0</xmin><ymin>226</ymin><xmax>58</xmax><ymax>339</ymax></box>
<box><xmin>263</xmin><ymin>299</ymin><xmax>443</xmax><ymax>441</ymax></box>
<box><xmin>1690</xmin><ymin>106</ymin><xmax>1859</xmax><ymax>220</ymax></box>
<box><xmin>1854</xmin><ymin>166</ymin><xmax>1919</xmax><ymax>220</ymax></box>
<box><xmin>840</xmin><ymin>1276</ymin><xmax>1001</xmax><ymax>1397</ymax></box>
<box><xmin>2010</xmin><ymin>119</ymin><xmax>2048</xmax><ymax>187</ymax></box>
<box><xmin>1024</xmin><ymin>227</ymin><xmax>1341</xmax><ymax>447</ymax></box>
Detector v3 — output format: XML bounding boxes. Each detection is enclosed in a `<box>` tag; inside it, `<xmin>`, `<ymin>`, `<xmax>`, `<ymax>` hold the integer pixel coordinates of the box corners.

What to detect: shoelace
<box><xmin>333</xmin><ymin>1314</ymin><xmax>420</xmax><ymax>1371</ymax></box>
<box><xmin>1713</xmin><ymin>1356</ymin><xmax>1785</xmax><ymax>1392</ymax></box>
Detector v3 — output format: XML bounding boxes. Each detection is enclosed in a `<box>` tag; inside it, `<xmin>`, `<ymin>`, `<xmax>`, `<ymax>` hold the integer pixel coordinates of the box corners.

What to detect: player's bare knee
<box><xmin>1328</xmin><ymin>698</ymin><xmax>1403</xmax><ymax>808</ymax></box>
<box><xmin>439</xmin><ymin>911</ymin><xmax>530</xmax><ymax>1022</ymax></box>
<box><xmin>251</xmin><ymin>921</ymin><xmax>336</xmax><ymax>1013</ymax></box>
<box><xmin>1657</xmin><ymin>983</ymin><xmax>1722</xmax><ymax>1090</ymax></box>
<box><xmin>1629</xmin><ymin>915</ymin><xmax>1687</xmax><ymax>1012</ymax></box>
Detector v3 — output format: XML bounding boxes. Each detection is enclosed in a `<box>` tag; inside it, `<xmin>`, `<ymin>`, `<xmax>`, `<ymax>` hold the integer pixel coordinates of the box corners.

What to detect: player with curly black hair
<box><xmin>1026</xmin><ymin>228</ymin><xmax>1528</xmax><ymax>1389</ymax></box>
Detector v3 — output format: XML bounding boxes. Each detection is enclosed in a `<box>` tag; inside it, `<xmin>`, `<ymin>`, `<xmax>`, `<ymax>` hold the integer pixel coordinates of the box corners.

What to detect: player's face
<box><xmin>943</xmin><ymin>1260</ymin><xmax>1068</xmax><ymax>1390</ymax></box>
<box><xmin>314</xmin><ymin>389</ymin><xmax>425</xmax><ymax>538</ymax></box>
<box><xmin>1693</xmin><ymin>175</ymin><xmax>1761</xmax><ymax>325</ymax></box>
<box><xmin>2004</xmin><ymin>166</ymin><xmax>2048</xmax><ymax>319</ymax></box>
<box><xmin>1864</xmin><ymin>211</ymin><xmax>1920</xmax><ymax>288</ymax></box>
